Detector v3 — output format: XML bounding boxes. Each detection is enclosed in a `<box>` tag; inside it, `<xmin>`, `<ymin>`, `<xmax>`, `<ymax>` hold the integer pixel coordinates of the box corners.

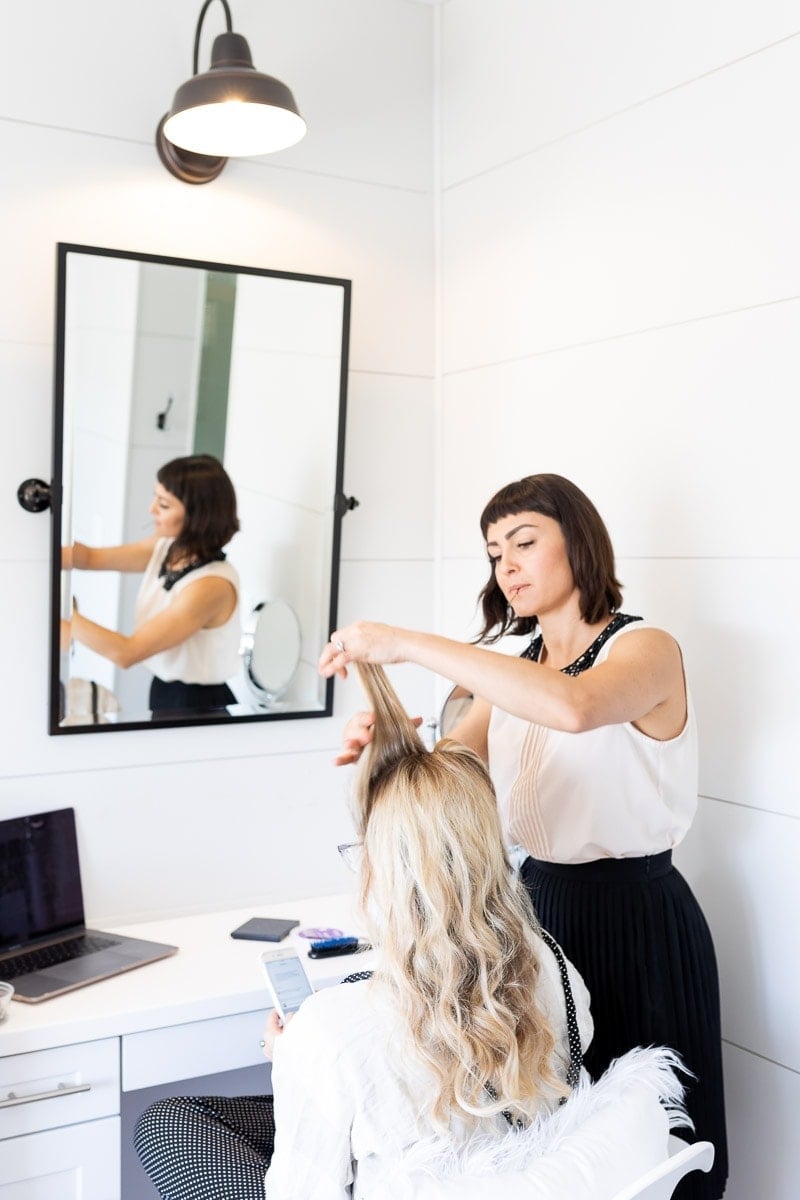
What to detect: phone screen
<box><xmin>264</xmin><ymin>955</ymin><xmax>314</xmax><ymax>1015</ymax></box>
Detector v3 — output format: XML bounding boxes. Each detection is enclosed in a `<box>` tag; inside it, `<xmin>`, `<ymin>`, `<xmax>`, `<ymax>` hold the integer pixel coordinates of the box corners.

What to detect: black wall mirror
<box><xmin>50</xmin><ymin>243</ymin><xmax>351</xmax><ymax>734</ymax></box>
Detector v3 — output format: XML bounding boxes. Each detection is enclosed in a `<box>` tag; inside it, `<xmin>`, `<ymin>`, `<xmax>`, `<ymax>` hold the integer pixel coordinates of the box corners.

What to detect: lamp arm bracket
<box><xmin>193</xmin><ymin>0</ymin><xmax>233</xmax><ymax>74</ymax></box>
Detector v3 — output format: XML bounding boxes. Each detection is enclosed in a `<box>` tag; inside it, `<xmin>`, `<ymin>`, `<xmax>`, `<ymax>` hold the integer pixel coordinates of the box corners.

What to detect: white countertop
<box><xmin>0</xmin><ymin>891</ymin><xmax>370</xmax><ymax>1058</ymax></box>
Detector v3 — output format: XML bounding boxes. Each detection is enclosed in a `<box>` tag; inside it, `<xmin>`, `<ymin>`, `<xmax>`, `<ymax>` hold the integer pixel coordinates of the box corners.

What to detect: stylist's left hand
<box><xmin>261</xmin><ymin>1009</ymin><xmax>293</xmax><ymax>1061</ymax></box>
<box><xmin>318</xmin><ymin>621</ymin><xmax>405</xmax><ymax>679</ymax></box>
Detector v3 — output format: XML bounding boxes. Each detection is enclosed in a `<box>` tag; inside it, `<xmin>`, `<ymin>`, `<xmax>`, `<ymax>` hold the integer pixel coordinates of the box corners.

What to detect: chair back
<box><xmin>610</xmin><ymin>1136</ymin><xmax>715</xmax><ymax>1200</ymax></box>
<box><xmin>393</xmin><ymin>1049</ymin><xmax>694</xmax><ymax>1200</ymax></box>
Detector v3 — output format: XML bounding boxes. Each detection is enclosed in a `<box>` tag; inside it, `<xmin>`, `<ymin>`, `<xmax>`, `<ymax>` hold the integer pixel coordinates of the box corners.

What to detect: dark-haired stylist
<box><xmin>319</xmin><ymin>473</ymin><xmax>727</xmax><ymax>1200</ymax></box>
<box><xmin>63</xmin><ymin>454</ymin><xmax>241</xmax><ymax>716</ymax></box>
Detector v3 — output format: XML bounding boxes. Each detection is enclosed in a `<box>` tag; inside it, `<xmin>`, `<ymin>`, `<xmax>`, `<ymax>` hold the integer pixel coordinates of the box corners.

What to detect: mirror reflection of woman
<box><xmin>62</xmin><ymin>454</ymin><xmax>241</xmax><ymax>717</ymax></box>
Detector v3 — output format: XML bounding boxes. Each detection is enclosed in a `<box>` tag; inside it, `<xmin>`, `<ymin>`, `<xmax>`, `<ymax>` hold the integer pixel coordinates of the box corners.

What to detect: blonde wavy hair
<box><xmin>353</xmin><ymin>663</ymin><xmax>567</xmax><ymax>1131</ymax></box>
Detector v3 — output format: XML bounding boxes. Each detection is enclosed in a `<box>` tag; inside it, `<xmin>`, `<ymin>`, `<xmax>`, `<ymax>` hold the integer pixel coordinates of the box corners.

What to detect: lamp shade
<box><xmin>162</xmin><ymin>32</ymin><xmax>306</xmax><ymax>158</ymax></box>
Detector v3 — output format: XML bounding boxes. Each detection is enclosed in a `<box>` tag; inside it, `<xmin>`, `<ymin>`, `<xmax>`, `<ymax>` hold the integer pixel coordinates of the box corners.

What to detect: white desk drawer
<box><xmin>122</xmin><ymin>1009</ymin><xmax>267</xmax><ymax>1091</ymax></box>
<box><xmin>0</xmin><ymin>1039</ymin><xmax>119</xmax><ymax>1140</ymax></box>
<box><xmin>0</xmin><ymin>1115</ymin><xmax>120</xmax><ymax>1199</ymax></box>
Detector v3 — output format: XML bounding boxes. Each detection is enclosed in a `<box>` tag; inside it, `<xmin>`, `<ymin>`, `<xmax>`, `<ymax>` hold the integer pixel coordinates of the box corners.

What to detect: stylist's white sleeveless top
<box><xmin>135</xmin><ymin>538</ymin><xmax>241</xmax><ymax>685</ymax></box>
<box><xmin>488</xmin><ymin>622</ymin><xmax>698</xmax><ymax>865</ymax></box>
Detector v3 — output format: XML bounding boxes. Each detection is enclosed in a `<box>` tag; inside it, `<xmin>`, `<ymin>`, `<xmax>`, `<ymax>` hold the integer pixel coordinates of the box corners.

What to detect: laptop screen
<box><xmin>0</xmin><ymin>808</ymin><xmax>85</xmax><ymax>953</ymax></box>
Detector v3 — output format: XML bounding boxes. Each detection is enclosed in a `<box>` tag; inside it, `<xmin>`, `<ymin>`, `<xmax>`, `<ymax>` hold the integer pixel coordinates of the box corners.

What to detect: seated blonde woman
<box><xmin>268</xmin><ymin>663</ymin><xmax>594</xmax><ymax>1197</ymax></box>
<box><xmin>135</xmin><ymin>662</ymin><xmax>593</xmax><ymax>1199</ymax></box>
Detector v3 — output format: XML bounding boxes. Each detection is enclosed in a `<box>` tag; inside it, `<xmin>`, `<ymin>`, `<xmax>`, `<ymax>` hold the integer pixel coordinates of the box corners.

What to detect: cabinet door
<box><xmin>0</xmin><ymin>1117</ymin><xmax>120</xmax><ymax>1200</ymax></box>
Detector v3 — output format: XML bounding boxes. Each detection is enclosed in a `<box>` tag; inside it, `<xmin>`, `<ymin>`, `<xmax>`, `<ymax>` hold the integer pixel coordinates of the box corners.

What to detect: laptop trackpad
<box><xmin>42</xmin><ymin>951</ymin><xmax>132</xmax><ymax>983</ymax></box>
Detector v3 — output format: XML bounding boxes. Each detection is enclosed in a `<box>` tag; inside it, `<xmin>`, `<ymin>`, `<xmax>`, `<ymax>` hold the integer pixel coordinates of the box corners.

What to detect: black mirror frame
<box><xmin>49</xmin><ymin>242</ymin><xmax>351</xmax><ymax>735</ymax></box>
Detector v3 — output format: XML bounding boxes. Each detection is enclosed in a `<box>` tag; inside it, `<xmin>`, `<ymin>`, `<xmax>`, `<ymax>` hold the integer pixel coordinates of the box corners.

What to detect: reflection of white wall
<box><xmin>65</xmin><ymin>254</ymin><xmax>139</xmax><ymax>693</ymax></box>
<box><xmin>230</xmin><ymin>495</ymin><xmax>331</xmax><ymax>703</ymax></box>
<box><xmin>225</xmin><ymin>275</ymin><xmax>345</xmax><ymax>710</ymax></box>
<box><xmin>115</xmin><ymin>264</ymin><xmax>205</xmax><ymax>714</ymax></box>
<box><xmin>228</xmin><ymin>348</ymin><xmax>342</xmax><ymax>511</ymax></box>
<box><xmin>127</xmin><ymin>263</ymin><xmax>206</xmax><ymax>454</ymax></box>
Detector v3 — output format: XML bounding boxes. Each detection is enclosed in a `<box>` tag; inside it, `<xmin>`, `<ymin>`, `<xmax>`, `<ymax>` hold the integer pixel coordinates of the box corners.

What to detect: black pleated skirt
<box><xmin>149</xmin><ymin>677</ymin><xmax>236</xmax><ymax>720</ymax></box>
<box><xmin>521</xmin><ymin>852</ymin><xmax>728</xmax><ymax>1200</ymax></box>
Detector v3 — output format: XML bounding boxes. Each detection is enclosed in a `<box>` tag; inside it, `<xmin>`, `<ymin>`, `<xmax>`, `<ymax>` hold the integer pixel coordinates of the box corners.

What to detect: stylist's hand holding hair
<box><xmin>333</xmin><ymin>705</ymin><xmax>424</xmax><ymax>766</ymax></box>
<box><xmin>324</xmin><ymin>624</ymin><xmax>422</xmax><ymax>766</ymax></box>
<box><xmin>334</xmin><ymin>709</ymin><xmax>375</xmax><ymax>765</ymax></box>
<box><xmin>321</xmin><ymin>622</ymin><xmax>407</xmax><ymax>678</ymax></box>
<box><xmin>324</xmin><ymin>629</ymin><xmax>424</xmax><ymax>764</ymax></box>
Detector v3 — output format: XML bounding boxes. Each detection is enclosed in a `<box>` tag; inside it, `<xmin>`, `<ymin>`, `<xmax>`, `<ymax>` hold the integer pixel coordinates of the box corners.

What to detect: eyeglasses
<box><xmin>337</xmin><ymin>842</ymin><xmax>362</xmax><ymax>872</ymax></box>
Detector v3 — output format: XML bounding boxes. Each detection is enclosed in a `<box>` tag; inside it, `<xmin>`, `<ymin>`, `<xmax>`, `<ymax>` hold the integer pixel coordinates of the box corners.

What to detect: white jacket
<box><xmin>265</xmin><ymin>938</ymin><xmax>593</xmax><ymax>1200</ymax></box>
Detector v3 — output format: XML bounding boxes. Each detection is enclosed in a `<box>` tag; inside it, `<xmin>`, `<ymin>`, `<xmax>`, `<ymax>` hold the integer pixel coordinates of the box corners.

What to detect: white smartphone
<box><xmin>260</xmin><ymin>949</ymin><xmax>315</xmax><ymax>1022</ymax></box>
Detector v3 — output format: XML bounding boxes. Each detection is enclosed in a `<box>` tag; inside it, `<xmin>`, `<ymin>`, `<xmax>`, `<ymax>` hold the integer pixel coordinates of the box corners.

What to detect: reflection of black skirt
<box><xmin>521</xmin><ymin>852</ymin><xmax>727</xmax><ymax>1200</ymax></box>
<box><xmin>149</xmin><ymin>677</ymin><xmax>236</xmax><ymax>720</ymax></box>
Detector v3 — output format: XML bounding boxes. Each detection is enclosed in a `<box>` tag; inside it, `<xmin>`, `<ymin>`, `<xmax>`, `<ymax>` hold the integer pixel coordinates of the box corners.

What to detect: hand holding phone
<box><xmin>260</xmin><ymin>949</ymin><xmax>315</xmax><ymax>1023</ymax></box>
<box><xmin>260</xmin><ymin>1008</ymin><xmax>290</xmax><ymax>1061</ymax></box>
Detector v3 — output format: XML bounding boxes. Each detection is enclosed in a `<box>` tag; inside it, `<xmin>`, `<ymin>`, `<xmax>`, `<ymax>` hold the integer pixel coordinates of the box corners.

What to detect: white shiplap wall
<box><xmin>437</xmin><ymin>2</ymin><xmax>799</xmax><ymax>1197</ymax></box>
<box><xmin>0</xmin><ymin>0</ymin><xmax>437</xmax><ymax>922</ymax></box>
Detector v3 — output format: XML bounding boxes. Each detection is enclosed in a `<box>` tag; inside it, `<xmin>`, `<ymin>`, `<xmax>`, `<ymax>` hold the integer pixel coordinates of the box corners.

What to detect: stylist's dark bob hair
<box><xmin>157</xmin><ymin>455</ymin><xmax>240</xmax><ymax>564</ymax></box>
<box><xmin>477</xmin><ymin>474</ymin><xmax>623</xmax><ymax>643</ymax></box>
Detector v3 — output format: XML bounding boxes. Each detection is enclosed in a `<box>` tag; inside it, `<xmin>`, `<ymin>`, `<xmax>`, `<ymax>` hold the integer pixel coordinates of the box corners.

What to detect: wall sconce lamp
<box><xmin>156</xmin><ymin>0</ymin><xmax>306</xmax><ymax>184</ymax></box>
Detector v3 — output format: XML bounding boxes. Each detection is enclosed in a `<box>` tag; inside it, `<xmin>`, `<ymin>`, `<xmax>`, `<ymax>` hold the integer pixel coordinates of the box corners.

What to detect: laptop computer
<box><xmin>0</xmin><ymin>807</ymin><xmax>178</xmax><ymax>1002</ymax></box>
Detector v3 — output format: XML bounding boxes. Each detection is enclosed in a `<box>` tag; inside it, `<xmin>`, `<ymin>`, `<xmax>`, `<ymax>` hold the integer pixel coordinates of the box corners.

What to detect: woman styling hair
<box><xmin>134</xmin><ymin>660</ymin><xmax>592</xmax><ymax>1199</ymax></box>
<box><xmin>320</xmin><ymin>473</ymin><xmax>727</xmax><ymax>1200</ymax></box>
<box><xmin>62</xmin><ymin>454</ymin><xmax>241</xmax><ymax>717</ymax></box>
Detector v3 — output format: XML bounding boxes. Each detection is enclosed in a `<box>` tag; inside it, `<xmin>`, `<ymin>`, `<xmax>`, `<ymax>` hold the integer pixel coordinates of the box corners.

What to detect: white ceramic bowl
<box><xmin>0</xmin><ymin>980</ymin><xmax>15</xmax><ymax>1020</ymax></box>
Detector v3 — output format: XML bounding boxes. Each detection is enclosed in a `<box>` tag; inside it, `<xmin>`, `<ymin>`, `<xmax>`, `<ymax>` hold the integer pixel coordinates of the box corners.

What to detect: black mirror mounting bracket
<box><xmin>17</xmin><ymin>478</ymin><xmax>52</xmax><ymax>513</ymax></box>
<box><xmin>335</xmin><ymin>494</ymin><xmax>360</xmax><ymax>516</ymax></box>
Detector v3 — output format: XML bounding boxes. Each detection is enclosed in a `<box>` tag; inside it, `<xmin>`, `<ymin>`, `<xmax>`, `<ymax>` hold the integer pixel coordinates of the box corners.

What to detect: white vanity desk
<box><xmin>0</xmin><ymin>891</ymin><xmax>369</xmax><ymax>1199</ymax></box>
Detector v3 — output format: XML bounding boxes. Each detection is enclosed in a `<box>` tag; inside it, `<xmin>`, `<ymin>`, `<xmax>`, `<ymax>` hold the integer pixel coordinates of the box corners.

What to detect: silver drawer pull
<box><xmin>0</xmin><ymin>1081</ymin><xmax>92</xmax><ymax>1108</ymax></box>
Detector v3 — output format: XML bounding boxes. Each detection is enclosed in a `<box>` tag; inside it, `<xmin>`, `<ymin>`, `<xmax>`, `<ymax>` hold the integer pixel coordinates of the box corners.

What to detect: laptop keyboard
<box><xmin>0</xmin><ymin>933</ymin><xmax>122</xmax><ymax>981</ymax></box>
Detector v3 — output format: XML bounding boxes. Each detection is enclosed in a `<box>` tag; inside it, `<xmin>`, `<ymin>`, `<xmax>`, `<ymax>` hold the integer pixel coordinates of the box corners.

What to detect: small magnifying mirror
<box><xmin>241</xmin><ymin>599</ymin><xmax>302</xmax><ymax>706</ymax></box>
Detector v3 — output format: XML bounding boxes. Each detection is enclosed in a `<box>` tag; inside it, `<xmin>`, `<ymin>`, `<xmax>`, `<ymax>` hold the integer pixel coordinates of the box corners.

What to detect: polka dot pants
<box><xmin>133</xmin><ymin>1094</ymin><xmax>276</xmax><ymax>1199</ymax></box>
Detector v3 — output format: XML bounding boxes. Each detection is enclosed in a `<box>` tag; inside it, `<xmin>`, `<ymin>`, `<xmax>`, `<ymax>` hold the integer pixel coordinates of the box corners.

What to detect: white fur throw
<box><xmin>374</xmin><ymin>1047</ymin><xmax>691</xmax><ymax>1200</ymax></box>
